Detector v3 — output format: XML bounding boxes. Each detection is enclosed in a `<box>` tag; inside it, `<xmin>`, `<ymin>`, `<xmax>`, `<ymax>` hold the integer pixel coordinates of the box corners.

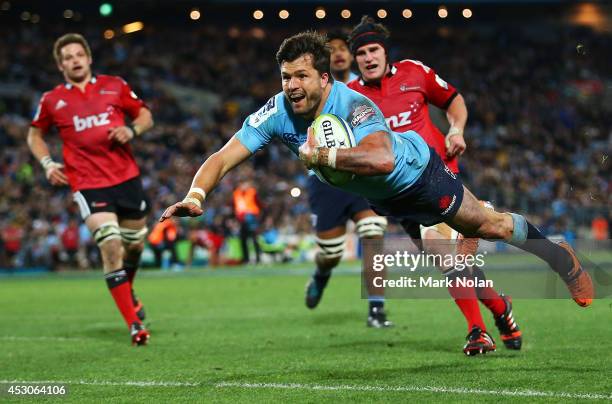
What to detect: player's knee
<box><xmin>355</xmin><ymin>216</ymin><xmax>387</xmax><ymax>239</ymax></box>
<box><xmin>93</xmin><ymin>221</ymin><xmax>122</xmax><ymax>247</ymax></box>
<box><xmin>93</xmin><ymin>222</ymin><xmax>123</xmax><ymax>268</ymax></box>
<box><xmin>315</xmin><ymin>234</ymin><xmax>346</xmax><ymax>269</ymax></box>
<box><xmin>120</xmin><ymin>226</ymin><xmax>148</xmax><ymax>249</ymax></box>
<box><xmin>125</xmin><ymin>241</ymin><xmax>144</xmax><ymax>256</ymax></box>
<box><xmin>477</xmin><ymin>213</ymin><xmax>512</xmax><ymax>240</ymax></box>
<box><xmin>316</xmin><ymin>252</ymin><xmax>341</xmax><ymax>271</ymax></box>
<box><xmin>99</xmin><ymin>238</ymin><xmax>124</xmax><ymax>269</ymax></box>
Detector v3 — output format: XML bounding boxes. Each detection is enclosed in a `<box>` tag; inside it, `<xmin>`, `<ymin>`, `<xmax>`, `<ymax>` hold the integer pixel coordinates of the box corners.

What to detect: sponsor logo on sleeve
<box><xmin>435</xmin><ymin>74</ymin><xmax>449</xmax><ymax>90</ymax></box>
<box><xmin>350</xmin><ymin>104</ymin><xmax>375</xmax><ymax>126</ymax></box>
<box><xmin>249</xmin><ymin>96</ymin><xmax>277</xmax><ymax>128</ymax></box>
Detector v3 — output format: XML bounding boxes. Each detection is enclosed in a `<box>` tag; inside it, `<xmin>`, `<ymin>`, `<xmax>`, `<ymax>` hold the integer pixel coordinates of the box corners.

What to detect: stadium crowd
<box><xmin>0</xmin><ymin>20</ymin><xmax>609</xmax><ymax>269</ymax></box>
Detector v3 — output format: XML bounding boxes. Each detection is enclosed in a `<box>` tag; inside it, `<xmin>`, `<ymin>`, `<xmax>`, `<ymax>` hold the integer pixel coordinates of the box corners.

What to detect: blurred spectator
<box><xmin>233</xmin><ymin>180</ymin><xmax>262</xmax><ymax>264</ymax></box>
<box><xmin>1</xmin><ymin>219</ymin><xmax>24</xmax><ymax>267</ymax></box>
<box><xmin>60</xmin><ymin>218</ymin><xmax>80</xmax><ymax>269</ymax></box>
<box><xmin>148</xmin><ymin>218</ymin><xmax>179</xmax><ymax>269</ymax></box>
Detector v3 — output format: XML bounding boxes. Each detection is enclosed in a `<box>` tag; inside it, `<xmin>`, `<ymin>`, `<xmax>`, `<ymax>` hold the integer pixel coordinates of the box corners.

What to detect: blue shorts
<box><xmin>307</xmin><ymin>175</ymin><xmax>371</xmax><ymax>232</ymax></box>
<box><xmin>369</xmin><ymin>149</ymin><xmax>464</xmax><ymax>227</ymax></box>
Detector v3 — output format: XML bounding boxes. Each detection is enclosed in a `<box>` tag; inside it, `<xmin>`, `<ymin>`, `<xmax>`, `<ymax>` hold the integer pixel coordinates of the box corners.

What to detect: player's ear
<box><xmin>320</xmin><ymin>72</ymin><xmax>330</xmax><ymax>88</ymax></box>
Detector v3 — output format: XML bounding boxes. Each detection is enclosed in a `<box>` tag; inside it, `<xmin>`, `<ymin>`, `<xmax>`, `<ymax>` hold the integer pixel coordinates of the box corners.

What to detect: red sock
<box><xmin>446</xmin><ymin>272</ymin><xmax>486</xmax><ymax>332</ymax></box>
<box><xmin>105</xmin><ymin>269</ymin><xmax>140</xmax><ymax>327</ymax></box>
<box><xmin>471</xmin><ymin>267</ymin><xmax>506</xmax><ymax>317</ymax></box>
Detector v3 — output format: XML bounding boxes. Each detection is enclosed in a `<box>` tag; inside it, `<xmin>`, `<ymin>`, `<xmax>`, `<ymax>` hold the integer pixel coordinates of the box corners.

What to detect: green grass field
<box><xmin>1</xmin><ymin>262</ymin><xmax>611</xmax><ymax>402</ymax></box>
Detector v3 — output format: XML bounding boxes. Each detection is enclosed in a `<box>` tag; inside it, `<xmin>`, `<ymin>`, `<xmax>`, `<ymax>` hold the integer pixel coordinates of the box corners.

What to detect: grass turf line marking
<box><xmin>215</xmin><ymin>382</ymin><xmax>612</xmax><ymax>400</ymax></box>
<box><xmin>0</xmin><ymin>336</ymin><xmax>92</xmax><ymax>342</ymax></box>
<box><xmin>2</xmin><ymin>380</ymin><xmax>609</xmax><ymax>399</ymax></box>
<box><xmin>1</xmin><ymin>380</ymin><xmax>200</xmax><ymax>387</ymax></box>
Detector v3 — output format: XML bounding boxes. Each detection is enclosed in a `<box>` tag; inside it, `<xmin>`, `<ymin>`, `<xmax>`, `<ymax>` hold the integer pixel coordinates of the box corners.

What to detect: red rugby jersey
<box><xmin>348</xmin><ymin>60</ymin><xmax>460</xmax><ymax>173</ymax></box>
<box><xmin>31</xmin><ymin>75</ymin><xmax>146</xmax><ymax>191</ymax></box>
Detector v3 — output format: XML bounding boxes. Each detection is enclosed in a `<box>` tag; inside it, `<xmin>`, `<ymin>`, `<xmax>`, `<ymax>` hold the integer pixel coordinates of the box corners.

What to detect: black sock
<box><xmin>124</xmin><ymin>263</ymin><xmax>138</xmax><ymax>285</ymax></box>
<box><xmin>314</xmin><ymin>267</ymin><xmax>331</xmax><ymax>289</ymax></box>
<box><xmin>105</xmin><ymin>269</ymin><xmax>129</xmax><ymax>289</ymax></box>
<box><xmin>519</xmin><ymin>222</ymin><xmax>573</xmax><ymax>278</ymax></box>
<box><xmin>369</xmin><ymin>299</ymin><xmax>384</xmax><ymax>312</ymax></box>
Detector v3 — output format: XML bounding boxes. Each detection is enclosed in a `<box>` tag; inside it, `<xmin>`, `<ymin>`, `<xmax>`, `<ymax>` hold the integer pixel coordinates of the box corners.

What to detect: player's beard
<box><xmin>293</xmin><ymin>90</ymin><xmax>321</xmax><ymax>118</ymax></box>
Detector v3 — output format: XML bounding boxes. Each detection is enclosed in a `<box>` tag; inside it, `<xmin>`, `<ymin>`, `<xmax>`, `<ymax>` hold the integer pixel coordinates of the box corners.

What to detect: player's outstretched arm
<box><xmin>445</xmin><ymin>93</ymin><xmax>468</xmax><ymax>158</ymax></box>
<box><xmin>299</xmin><ymin>127</ymin><xmax>394</xmax><ymax>176</ymax></box>
<box><xmin>160</xmin><ymin>136</ymin><xmax>252</xmax><ymax>222</ymax></box>
<box><xmin>26</xmin><ymin>126</ymin><xmax>68</xmax><ymax>186</ymax></box>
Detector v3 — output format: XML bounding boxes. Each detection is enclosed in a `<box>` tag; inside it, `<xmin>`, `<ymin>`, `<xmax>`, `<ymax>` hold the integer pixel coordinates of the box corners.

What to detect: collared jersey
<box><xmin>31</xmin><ymin>75</ymin><xmax>146</xmax><ymax>191</ymax></box>
<box><xmin>348</xmin><ymin>60</ymin><xmax>460</xmax><ymax>172</ymax></box>
<box><xmin>235</xmin><ymin>81</ymin><xmax>430</xmax><ymax>200</ymax></box>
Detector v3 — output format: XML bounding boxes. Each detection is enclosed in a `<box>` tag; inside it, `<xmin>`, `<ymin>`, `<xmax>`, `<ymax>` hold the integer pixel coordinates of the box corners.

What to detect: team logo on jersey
<box><xmin>249</xmin><ymin>96</ymin><xmax>277</xmax><ymax>128</ymax></box>
<box><xmin>350</xmin><ymin>104</ymin><xmax>375</xmax><ymax>126</ymax></box>
<box><xmin>55</xmin><ymin>99</ymin><xmax>67</xmax><ymax>110</ymax></box>
<box><xmin>73</xmin><ymin>113</ymin><xmax>111</xmax><ymax>132</ymax></box>
<box><xmin>282</xmin><ymin>132</ymin><xmax>301</xmax><ymax>145</ymax></box>
<box><xmin>100</xmin><ymin>89</ymin><xmax>118</xmax><ymax>95</ymax></box>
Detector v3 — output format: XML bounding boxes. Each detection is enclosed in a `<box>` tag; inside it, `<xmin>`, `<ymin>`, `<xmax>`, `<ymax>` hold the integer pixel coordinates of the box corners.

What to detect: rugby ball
<box><xmin>311</xmin><ymin>113</ymin><xmax>356</xmax><ymax>186</ymax></box>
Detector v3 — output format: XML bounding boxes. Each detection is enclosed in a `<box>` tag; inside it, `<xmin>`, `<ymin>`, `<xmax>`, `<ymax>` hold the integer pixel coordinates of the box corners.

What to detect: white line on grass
<box><xmin>1</xmin><ymin>379</ymin><xmax>609</xmax><ymax>400</ymax></box>
<box><xmin>215</xmin><ymin>382</ymin><xmax>612</xmax><ymax>401</ymax></box>
<box><xmin>0</xmin><ymin>336</ymin><xmax>92</xmax><ymax>342</ymax></box>
<box><xmin>0</xmin><ymin>380</ymin><xmax>199</xmax><ymax>387</ymax></box>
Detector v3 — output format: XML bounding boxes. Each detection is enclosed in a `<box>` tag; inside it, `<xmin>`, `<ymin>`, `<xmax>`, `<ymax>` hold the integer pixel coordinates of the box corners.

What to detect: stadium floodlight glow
<box><xmin>341</xmin><ymin>9</ymin><xmax>351</xmax><ymax>19</ymax></box>
<box><xmin>103</xmin><ymin>29</ymin><xmax>115</xmax><ymax>39</ymax></box>
<box><xmin>63</xmin><ymin>9</ymin><xmax>74</xmax><ymax>19</ymax></box>
<box><xmin>377</xmin><ymin>9</ymin><xmax>387</xmax><ymax>19</ymax></box>
<box><xmin>99</xmin><ymin>3</ymin><xmax>112</xmax><ymax>17</ymax></box>
<box><xmin>438</xmin><ymin>7</ymin><xmax>448</xmax><ymax>19</ymax></box>
<box><xmin>290</xmin><ymin>187</ymin><xmax>301</xmax><ymax>198</ymax></box>
<box><xmin>253</xmin><ymin>9</ymin><xmax>263</xmax><ymax>20</ymax></box>
<box><xmin>20</xmin><ymin>11</ymin><xmax>30</xmax><ymax>21</ymax></box>
<box><xmin>31</xmin><ymin>13</ymin><xmax>40</xmax><ymax>23</ymax></box>
<box><xmin>1</xmin><ymin>1</ymin><xmax>10</xmax><ymax>11</ymax></box>
<box><xmin>402</xmin><ymin>9</ymin><xmax>413</xmax><ymax>19</ymax></box>
<box><xmin>122</xmin><ymin>21</ymin><xmax>144</xmax><ymax>34</ymax></box>
<box><xmin>315</xmin><ymin>7</ymin><xmax>326</xmax><ymax>19</ymax></box>
<box><xmin>279</xmin><ymin>9</ymin><xmax>289</xmax><ymax>19</ymax></box>
<box><xmin>190</xmin><ymin>8</ymin><xmax>201</xmax><ymax>20</ymax></box>
<box><xmin>462</xmin><ymin>8</ymin><xmax>472</xmax><ymax>18</ymax></box>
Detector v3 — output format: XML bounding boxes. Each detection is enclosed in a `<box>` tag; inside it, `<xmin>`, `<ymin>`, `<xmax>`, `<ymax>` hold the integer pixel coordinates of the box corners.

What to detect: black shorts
<box><xmin>369</xmin><ymin>149</ymin><xmax>464</xmax><ymax>227</ymax></box>
<box><xmin>72</xmin><ymin>176</ymin><xmax>151</xmax><ymax>221</ymax></box>
<box><xmin>307</xmin><ymin>175</ymin><xmax>371</xmax><ymax>232</ymax></box>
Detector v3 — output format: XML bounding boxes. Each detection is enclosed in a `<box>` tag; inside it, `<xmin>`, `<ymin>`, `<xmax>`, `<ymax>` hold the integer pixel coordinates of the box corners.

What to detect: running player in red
<box><xmin>348</xmin><ymin>16</ymin><xmax>521</xmax><ymax>355</ymax></box>
<box><xmin>27</xmin><ymin>33</ymin><xmax>153</xmax><ymax>345</ymax></box>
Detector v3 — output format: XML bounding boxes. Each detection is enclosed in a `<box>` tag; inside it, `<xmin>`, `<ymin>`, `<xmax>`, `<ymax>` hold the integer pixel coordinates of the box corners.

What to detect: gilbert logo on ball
<box><xmin>311</xmin><ymin>113</ymin><xmax>356</xmax><ymax>186</ymax></box>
